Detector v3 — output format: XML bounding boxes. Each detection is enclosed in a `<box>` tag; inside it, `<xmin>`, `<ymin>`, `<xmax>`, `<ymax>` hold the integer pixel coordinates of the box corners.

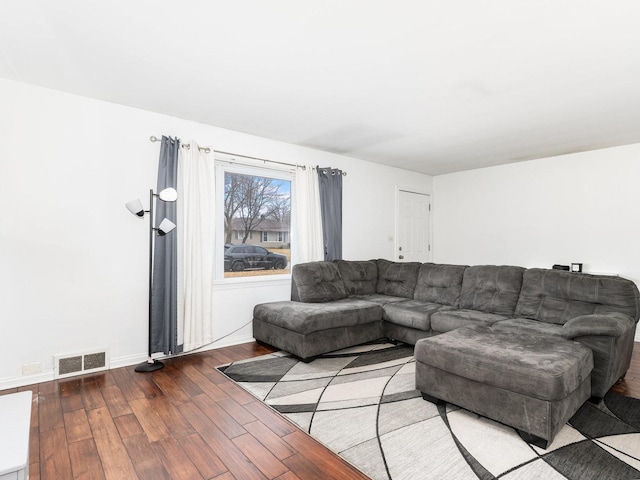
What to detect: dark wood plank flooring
<box><xmin>2</xmin><ymin>341</ymin><xmax>639</xmax><ymax>480</ymax></box>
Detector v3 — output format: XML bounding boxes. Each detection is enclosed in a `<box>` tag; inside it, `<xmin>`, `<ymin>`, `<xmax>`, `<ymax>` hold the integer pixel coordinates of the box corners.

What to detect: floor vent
<box><xmin>54</xmin><ymin>348</ymin><xmax>109</xmax><ymax>379</ymax></box>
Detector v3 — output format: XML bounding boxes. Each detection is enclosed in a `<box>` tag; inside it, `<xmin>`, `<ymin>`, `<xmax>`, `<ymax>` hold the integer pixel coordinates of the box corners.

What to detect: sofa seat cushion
<box><xmin>430</xmin><ymin>309</ymin><xmax>509</xmax><ymax>333</ymax></box>
<box><xmin>336</xmin><ymin>260</ymin><xmax>378</xmax><ymax>295</ymax></box>
<box><xmin>415</xmin><ymin>325</ymin><xmax>593</xmax><ymax>401</ymax></box>
<box><xmin>460</xmin><ymin>265</ymin><xmax>525</xmax><ymax>315</ymax></box>
<box><xmin>383</xmin><ymin>300</ymin><xmax>454</xmax><ymax>331</ymax></box>
<box><xmin>414</xmin><ymin>263</ymin><xmax>467</xmax><ymax>306</ymax></box>
<box><xmin>349</xmin><ymin>293</ymin><xmax>409</xmax><ymax>305</ymax></box>
<box><xmin>253</xmin><ymin>299</ymin><xmax>382</xmax><ymax>335</ymax></box>
<box><xmin>492</xmin><ymin>318</ymin><xmax>564</xmax><ymax>337</ymax></box>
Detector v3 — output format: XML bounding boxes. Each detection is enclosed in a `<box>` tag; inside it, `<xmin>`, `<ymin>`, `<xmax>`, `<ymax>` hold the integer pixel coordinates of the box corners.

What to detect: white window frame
<box><xmin>235</xmin><ymin>230</ymin><xmax>253</xmax><ymax>241</ymax></box>
<box><xmin>215</xmin><ymin>160</ymin><xmax>294</xmax><ymax>283</ymax></box>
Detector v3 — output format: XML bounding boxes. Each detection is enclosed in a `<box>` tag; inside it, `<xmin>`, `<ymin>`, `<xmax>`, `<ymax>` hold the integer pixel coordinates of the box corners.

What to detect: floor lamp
<box><xmin>126</xmin><ymin>187</ymin><xmax>178</xmax><ymax>372</ymax></box>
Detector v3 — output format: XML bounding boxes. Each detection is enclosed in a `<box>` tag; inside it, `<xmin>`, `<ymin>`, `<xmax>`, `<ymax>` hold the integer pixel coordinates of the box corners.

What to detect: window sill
<box><xmin>213</xmin><ymin>274</ymin><xmax>291</xmax><ymax>290</ymax></box>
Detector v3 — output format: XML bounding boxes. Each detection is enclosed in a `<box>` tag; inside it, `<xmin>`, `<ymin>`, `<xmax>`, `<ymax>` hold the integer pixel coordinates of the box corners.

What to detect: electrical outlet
<box><xmin>22</xmin><ymin>362</ymin><xmax>42</xmax><ymax>375</ymax></box>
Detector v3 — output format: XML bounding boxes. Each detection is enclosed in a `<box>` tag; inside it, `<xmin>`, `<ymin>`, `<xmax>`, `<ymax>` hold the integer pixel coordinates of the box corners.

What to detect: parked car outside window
<box><xmin>223</xmin><ymin>244</ymin><xmax>288</xmax><ymax>272</ymax></box>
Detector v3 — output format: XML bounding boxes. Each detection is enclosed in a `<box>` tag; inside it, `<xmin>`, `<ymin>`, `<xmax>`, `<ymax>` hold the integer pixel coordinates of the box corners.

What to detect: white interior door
<box><xmin>397</xmin><ymin>190</ymin><xmax>431</xmax><ymax>262</ymax></box>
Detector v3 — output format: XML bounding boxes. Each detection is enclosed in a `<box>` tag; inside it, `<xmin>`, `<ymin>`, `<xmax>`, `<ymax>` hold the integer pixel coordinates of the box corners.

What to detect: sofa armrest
<box><xmin>561</xmin><ymin>313</ymin><xmax>634</xmax><ymax>339</ymax></box>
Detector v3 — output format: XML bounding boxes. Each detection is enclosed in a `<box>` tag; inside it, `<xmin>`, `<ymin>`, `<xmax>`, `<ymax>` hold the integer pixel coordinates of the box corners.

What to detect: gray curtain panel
<box><xmin>151</xmin><ymin>136</ymin><xmax>180</xmax><ymax>355</ymax></box>
<box><xmin>317</xmin><ymin>167</ymin><xmax>343</xmax><ymax>261</ymax></box>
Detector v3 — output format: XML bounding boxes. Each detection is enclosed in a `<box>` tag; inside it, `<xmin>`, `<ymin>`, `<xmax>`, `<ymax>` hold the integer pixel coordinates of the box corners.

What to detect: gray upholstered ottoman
<box><xmin>415</xmin><ymin>326</ymin><xmax>593</xmax><ymax>448</ymax></box>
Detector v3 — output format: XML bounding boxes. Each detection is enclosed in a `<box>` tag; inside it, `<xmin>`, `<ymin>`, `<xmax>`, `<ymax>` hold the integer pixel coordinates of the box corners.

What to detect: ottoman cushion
<box><xmin>253</xmin><ymin>299</ymin><xmax>382</xmax><ymax>334</ymax></box>
<box><xmin>415</xmin><ymin>325</ymin><xmax>593</xmax><ymax>401</ymax></box>
<box><xmin>415</xmin><ymin>325</ymin><xmax>594</xmax><ymax>445</ymax></box>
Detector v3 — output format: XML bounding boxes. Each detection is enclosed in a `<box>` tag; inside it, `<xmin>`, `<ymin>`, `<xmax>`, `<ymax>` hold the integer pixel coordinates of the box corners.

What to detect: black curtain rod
<box><xmin>149</xmin><ymin>135</ymin><xmax>347</xmax><ymax>175</ymax></box>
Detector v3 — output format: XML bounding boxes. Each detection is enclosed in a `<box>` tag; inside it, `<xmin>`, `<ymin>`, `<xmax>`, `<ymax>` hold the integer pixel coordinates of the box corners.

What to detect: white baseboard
<box><xmin>0</xmin><ymin>334</ymin><xmax>257</xmax><ymax>391</ymax></box>
<box><xmin>0</xmin><ymin>371</ymin><xmax>54</xmax><ymax>391</ymax></box>
<box><xmin>109</xmin><ymin>353</ymin><xmax>151</xmax><ymax>370</ymax></box>
<box><xmin>190</xmin><ymin>334</ymin><xmax>255</xmax><ymax>353</ymax></box>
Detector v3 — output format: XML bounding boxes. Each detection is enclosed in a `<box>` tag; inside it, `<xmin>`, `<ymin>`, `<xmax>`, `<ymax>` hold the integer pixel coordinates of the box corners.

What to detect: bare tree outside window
<box><xmin>224</xmin><ymin>171</ymin><xmax>291</xmax><ymax>278</ymax></box>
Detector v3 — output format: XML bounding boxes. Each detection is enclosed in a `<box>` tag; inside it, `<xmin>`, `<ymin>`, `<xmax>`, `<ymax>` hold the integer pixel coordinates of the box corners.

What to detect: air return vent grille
<box><xmin>54</xmin><ymin>348</ymin><xmax>109</xmax><ymax>379</ymax></box>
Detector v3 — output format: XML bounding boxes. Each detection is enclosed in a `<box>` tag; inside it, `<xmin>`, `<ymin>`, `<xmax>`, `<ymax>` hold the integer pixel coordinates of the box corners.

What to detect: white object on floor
<box><xmin>0</xmin><ymin>391</ymin><xmax>32</xmax><ymax>480</ymax></box>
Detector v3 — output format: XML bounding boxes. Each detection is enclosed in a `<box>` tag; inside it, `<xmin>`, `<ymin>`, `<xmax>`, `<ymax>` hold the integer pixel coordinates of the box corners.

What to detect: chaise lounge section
<box><xmin>415</xmin><ymin>325</ymin><xmax>594</xmax><ymax>448</ymax></box>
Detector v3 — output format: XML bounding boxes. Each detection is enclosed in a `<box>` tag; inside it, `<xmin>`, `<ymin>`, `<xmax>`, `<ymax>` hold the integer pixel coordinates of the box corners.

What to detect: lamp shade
<box><xmin>157</xmin><ymin>218</ymin><xmax>177</xmax><ymax>235</ymax></box>
<box><xmin>125</xmin><ymin>199</ymin><xmax>144</xmax><ymax>217</ymax></box>
<box><xmin>158</xmin><ymin>188</ymin><xmax>178</xmax><ymax>202</ymax></box>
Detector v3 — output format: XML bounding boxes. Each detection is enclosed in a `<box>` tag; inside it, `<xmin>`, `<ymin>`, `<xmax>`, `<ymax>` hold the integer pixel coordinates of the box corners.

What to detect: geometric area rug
<box><xmin>218</xmin><ymin>341</ymin><xmax>640</xmax><ymax>480</ymax></box>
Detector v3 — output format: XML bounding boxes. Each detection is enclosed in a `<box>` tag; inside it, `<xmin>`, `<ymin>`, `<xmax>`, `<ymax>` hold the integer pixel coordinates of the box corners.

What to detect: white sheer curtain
<box><xmin>177</xmin><ymin>141</ymin><xmax>215</xmax><ymax>352</ymax></box>
<box><xmin>293</xmin><ymin>166</ymin><xmax>324</xmax><ymax>264</ymax></box>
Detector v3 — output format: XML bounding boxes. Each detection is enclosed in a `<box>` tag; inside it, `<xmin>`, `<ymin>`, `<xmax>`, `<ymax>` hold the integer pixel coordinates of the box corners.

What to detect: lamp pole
<box><xmin>127</xmin><ymin>187</ymin><xmax>176</xmax><ymax>373</ymax></box>
<box><xmin>135</xmin><ymin>189</ymin><xmax>164</xmax><ymax>372</ymax></box>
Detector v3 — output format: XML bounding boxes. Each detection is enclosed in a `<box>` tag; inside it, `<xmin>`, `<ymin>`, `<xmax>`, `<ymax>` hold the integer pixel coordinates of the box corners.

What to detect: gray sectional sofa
<box><xmin>253</xmin><ymin>259</ymin><xmax>640</xmax><ymax>399</ymax></box>
<box><xmin>253</xmin><ymin>259</ymin><xmax>639</xmax><ymax>446</ymax></box>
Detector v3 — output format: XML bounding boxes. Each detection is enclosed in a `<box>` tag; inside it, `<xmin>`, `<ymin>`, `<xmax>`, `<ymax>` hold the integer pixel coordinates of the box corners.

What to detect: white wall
<box><xmin>0</xmin><ymin>79</ymin><xmax>432</xmax><ymax>388</ymax></box>
<box><xmin>433</xmin><ymin>146</ymin><xmax>640</xmax><ymax>340</ymax></box>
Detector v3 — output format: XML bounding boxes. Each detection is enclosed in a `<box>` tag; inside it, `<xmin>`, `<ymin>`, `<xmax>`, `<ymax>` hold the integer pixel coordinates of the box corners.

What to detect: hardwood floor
<box><xmin>2</xmin><ymin>341</ymin><xmax>639</xmax><ymax>480</ymax></box>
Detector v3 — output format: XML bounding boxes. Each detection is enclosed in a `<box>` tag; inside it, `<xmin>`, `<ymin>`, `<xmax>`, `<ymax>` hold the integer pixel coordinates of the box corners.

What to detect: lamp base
<box><xmin>134</xmin><ymin>359</ymin><xmax>164</xmax><ymax>373</ymax></box>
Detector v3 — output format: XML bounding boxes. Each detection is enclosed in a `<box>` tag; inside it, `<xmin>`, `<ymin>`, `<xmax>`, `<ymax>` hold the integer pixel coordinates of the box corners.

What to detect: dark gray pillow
<box><xmin>292</xmin><ymin>261</ymin><xmax>347</xmax><ymax>303</ymax></box>
<box><xmin>335</xmin><ymin>260</ymin><xmax>378</xmax><ymax>295</ymax></box>
<box><xmin>376</xmin><ymin>259</ymin><xmax>420</xmax><ymax>299</ymax></box>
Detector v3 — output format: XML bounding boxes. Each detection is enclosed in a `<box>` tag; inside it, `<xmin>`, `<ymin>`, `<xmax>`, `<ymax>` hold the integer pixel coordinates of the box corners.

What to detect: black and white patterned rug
<box><xmin>218</xmin><ymin>341</ymin><xmax>640</xmax><ymax>480</ymax></box>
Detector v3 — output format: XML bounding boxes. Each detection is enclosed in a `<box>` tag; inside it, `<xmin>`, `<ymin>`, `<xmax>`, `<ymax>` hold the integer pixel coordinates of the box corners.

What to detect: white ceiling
<box><xmin>2</xmin><ymin>1</ymin><xmax>640</xmax><ymax>175</ymax></box>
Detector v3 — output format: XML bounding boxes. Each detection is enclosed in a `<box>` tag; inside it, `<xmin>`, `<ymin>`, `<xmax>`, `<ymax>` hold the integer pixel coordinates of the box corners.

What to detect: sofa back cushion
<box><xmin>291</xmin><ymin>261</ymin><xmax>347</xmax><ymax>303</ymax></box>
<box><xmin>460</xmin><ymin>265</ymin><xmax>525</xmax><ymax>315</ymax></box>
<box><xmin>336</xmin><ymin>260</ymin><xmax>378</xmax><ymax>295</ymax></box>
<box><xmin>376</xmin><ymin>259</ymin><xmax>421</xmax><ymax>298</ymax></box>
<box><xmin>414</xmin><ymin>263</ymin><xmax>467</xmax><ymax>306</ymax></box>
<box><xmin>515</xmin><ymin>268</ymin><xmax>640</xmax><ymax>324</ymax></box>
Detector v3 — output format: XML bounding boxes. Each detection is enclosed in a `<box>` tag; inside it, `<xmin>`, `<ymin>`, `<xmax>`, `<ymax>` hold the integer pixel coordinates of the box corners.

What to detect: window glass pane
<box><xmin>223</xmin><ymin>171</ymin><xmax>291</xmax><ymax>278</ymax></box>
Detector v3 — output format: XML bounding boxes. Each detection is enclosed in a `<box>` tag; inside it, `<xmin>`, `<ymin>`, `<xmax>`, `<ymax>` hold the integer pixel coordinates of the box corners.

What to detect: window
<box><xmin>219</xmin><ymin>164</ymin><xmax>292</xmax><ymax>279</ymax></box>
<box><xmin>235</xmin><ymin>231</ymin><xmax>252</xmax><ymax>241</ymax></box>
